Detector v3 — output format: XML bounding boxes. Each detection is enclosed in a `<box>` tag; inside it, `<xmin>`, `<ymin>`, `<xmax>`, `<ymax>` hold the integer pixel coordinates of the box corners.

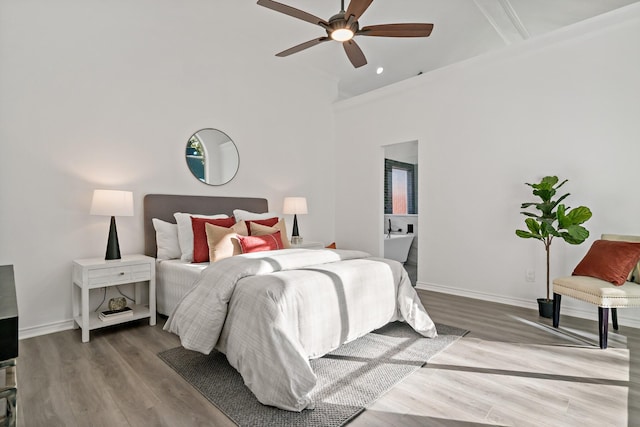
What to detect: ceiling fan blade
<box><xmin>343</xmin><ymin>39</ymin><xmax>367</xmax><ymax>68</ymax></box>
<box><xmin>358</xmin><ymin>23</ymin><xmax>434</xmax><ymax>37</ymax></box>
<box><xmin>257</xmin><ymin>0</ymin><xmax>329</xmax><ymax>27</ymax></box>
<box><xmin>345</xmin><ymin>0</ymin><xmax>374</xmax><ymax>22</ymax></box>
<box><xmin>276</xmin><ymin>37</ymin><xmax>330</xmax><ymax>57</ymax></box>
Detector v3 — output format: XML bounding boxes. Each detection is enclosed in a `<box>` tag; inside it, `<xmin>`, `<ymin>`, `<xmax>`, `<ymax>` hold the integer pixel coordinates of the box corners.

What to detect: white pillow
<box><xmin>233</xmin><ymin>209</ymin><xmax>279</xmax><ymax>222</ymax></box>
<box><xmin>152</xmin><ymin>218</ymin><xmax>181</xmax><ymax>260</ymax></box>
<box><xmin>174</xmin><ymin>212</ymin><xmax>228</xmax><ymax>262</ymax></box>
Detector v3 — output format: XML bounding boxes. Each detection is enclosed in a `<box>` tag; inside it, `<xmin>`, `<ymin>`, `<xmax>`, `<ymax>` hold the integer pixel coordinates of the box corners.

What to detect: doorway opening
<box><xmin>383</xmin><ymin>141</ymin><xmax>418</xmax><ymax>285</ymax></box>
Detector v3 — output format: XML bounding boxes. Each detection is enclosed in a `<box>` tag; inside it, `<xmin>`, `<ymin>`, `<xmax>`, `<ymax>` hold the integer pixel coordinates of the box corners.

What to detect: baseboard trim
<box><xmin>417</xmin><ymin>281</ymin><xmax>640</xmax><ymax>329</ymax></box>
<box><xmin>19</xmin><ymin>319</ymin><xmax>75</xmax><ymax>340</ymax></box>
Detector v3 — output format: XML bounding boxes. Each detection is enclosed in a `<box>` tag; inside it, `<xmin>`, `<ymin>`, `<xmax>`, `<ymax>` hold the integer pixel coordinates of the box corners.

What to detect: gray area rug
<box><xmin>158</xmin><ymin>322</ymin><xmax>467</xmax><ymax>427</ymax></box>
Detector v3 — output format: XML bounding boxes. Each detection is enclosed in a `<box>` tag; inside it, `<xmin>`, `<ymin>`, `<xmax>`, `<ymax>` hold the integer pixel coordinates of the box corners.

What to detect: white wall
<box><xmin>3</xmin><ymin>1</ymin><xmax>639</xmax><ymax>338</ymax></box>
<box><xmin>0</xmin><ymin>1</ymin><xmax>337</xmax><ymax>337</ymax></box>
<box><xmin>334</xmin><ymin>5</ymin><xmax>640</xmax><ymax>325</ymax></box>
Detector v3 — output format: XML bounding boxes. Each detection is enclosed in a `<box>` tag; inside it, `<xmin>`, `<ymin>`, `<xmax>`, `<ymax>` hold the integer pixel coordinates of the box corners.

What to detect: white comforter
<box><xmin>164</xmin><ymin>248</ymin><xmax>437</xmax><ymax>411</ymax></box>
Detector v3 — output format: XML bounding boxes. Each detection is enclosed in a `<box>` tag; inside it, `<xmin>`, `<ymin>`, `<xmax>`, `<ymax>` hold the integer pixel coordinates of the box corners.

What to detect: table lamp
<box><xmin>282</xmin><ymin>197</ymin><xmax>308</xmax><ymax>245</ymax></box>
<box><xmin>90</xmin><ymin>189</ymin><xmax>134</xmax><ymax>260</ymax></box>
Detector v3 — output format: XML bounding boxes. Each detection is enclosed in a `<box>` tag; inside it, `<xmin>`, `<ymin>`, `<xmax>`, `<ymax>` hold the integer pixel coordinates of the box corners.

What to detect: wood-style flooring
<box><xmin>14</xmin><ymin>290</ymin><xmax>639</xmax><ymax>426</ymax></box>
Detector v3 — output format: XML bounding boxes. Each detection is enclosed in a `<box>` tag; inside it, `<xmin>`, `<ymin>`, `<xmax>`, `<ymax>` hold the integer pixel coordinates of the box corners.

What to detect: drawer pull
<box><xmin>119</xmin><ymin>272</ymin><xmax>125</xmax><ymax>276</ymax></box>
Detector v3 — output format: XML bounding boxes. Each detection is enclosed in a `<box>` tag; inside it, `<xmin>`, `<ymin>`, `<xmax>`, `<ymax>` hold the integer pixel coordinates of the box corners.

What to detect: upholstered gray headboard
<box><xmin>143</xmin><ymin>194</ymin><xmax>269</xmax><ymax>257</ymax></box>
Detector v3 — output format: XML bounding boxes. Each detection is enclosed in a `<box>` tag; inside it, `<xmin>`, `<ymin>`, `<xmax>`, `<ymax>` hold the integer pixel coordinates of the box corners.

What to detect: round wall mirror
<box><xmin>185</xmin><ymin>128</ymin><xmax>239</xmax><ymax>185</ymax></box>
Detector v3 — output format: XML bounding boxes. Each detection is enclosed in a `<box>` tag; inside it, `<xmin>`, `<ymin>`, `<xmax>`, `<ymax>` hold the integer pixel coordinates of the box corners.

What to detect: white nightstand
<box><xmin>72</xmin><ymin>254</ymin><xmax>156</xmax><ymax>343</ymax></box>
<box><xmin>291</xmin><ymin>241</ymin><xmax>324</xmax><ymax>249</ymax></box>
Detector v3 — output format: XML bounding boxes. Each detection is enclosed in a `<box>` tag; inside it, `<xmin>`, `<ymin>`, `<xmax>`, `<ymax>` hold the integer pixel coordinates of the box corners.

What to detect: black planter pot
<box><xmin>537</xmin><ymin>298</ymin><xmax>554</xmax><ymax>318</ymax></box>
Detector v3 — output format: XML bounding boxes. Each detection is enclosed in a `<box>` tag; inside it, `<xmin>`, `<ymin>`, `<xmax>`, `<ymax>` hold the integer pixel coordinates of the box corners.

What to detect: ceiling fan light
<box><xmin>331</xmin><ymin>28</ymin><xmax>354</xmax><ymax>42</ymax></box>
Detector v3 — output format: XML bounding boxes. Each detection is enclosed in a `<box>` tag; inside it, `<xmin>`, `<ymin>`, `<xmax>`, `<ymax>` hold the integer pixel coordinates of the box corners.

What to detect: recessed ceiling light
<box><xmin>376</xmin><ymin>67</ymin><xmax>384</xmax><ymax>75</ymax></box>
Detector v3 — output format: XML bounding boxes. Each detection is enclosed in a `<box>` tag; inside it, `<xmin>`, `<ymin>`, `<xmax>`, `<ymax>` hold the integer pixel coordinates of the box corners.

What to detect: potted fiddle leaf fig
<box><xmin>515</xmin><ymin>176</ymin><xmax>592</xmax><ymax>318</ymax></box>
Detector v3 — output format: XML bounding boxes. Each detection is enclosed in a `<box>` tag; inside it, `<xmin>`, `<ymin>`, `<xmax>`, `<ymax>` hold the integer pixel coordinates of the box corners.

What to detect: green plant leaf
<box><xmin>564</xmin><ymin>225</ymin><xmax>590</xmax><ymax>243</ymax></box>
<box><xmin>516</xmin><ymin>230</ymin><xmax>542</xmax><ymax>240</ymax></box>
<box><xmin>557</xmin><ymin>204</ymin><xmax>568</xmax><ymax>229</ymax></box>
<box><xmin>525</xmin><ymin>218</ymin><xmax>541</xmax><ymax>234</ymax></box>
<box><xmin>521</xmin><ymin>202</ymin><xmax>538</xmax><ymax>209</ymax></box>
<box><xmin>540</xmin><ymin>221</ymin><xmax>559</xmax><ymax>237</ymax></box>
<box><xmin>530</xmin><ymin>176</ymin><xmax>558</xmax><ymax>190</ymax></box>
<box><xmin>520</xmin><ymin>212</ymin><xmax>540</xmax><ymax>218</ymax></box>
<box><xmin>536</xmin><ymin>202</ymin><xmax>556</xmax><ymax>217</ymax></box>
<box><xmin>565</xmin><ymin>206</ymin><xmax>592</xmax><ymax>225</ymax></box>
<box><xmin>550</xmin><ymin>192</ymin><xmax>570</xmax><ymax>211</ymax></box>
<box><xmin>533</xmin><ymin>187</ymin><xmax>558</xmax><ymax>202</ymax></box>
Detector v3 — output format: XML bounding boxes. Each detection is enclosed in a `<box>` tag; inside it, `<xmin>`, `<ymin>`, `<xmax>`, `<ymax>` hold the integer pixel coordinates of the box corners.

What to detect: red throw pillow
<box><xmin>191</xmin><ymin>216</ymin><xmax>236</xmax><ymax>263</ymax></box>
<box><xmin>245</xmin><ymin>217</ymin><xmax>279</xmax><ymax>235</ymax></box>
<box><xmin>572</xmin><ymin>240</ymin><xmax>640</xmax><ymax>286</ymax></box>
<box><xmin>237</xmin><ymin>232</ymin><xmax>284</xmax><ymax>253</ymax></box>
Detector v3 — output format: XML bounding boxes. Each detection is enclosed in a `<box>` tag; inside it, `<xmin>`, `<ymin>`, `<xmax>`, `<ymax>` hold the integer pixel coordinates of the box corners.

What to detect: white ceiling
<box><xmin>254</xmin><ymin>0</ymin><xmax>639</xmax><ymax>99</ymax></box>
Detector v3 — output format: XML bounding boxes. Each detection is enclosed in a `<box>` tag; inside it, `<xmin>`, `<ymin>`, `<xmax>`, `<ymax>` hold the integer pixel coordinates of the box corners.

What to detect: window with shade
<box><xmin>384</xmin><ymin>159</ymin><xmax>417</xmax><ymax>215</ymax></box>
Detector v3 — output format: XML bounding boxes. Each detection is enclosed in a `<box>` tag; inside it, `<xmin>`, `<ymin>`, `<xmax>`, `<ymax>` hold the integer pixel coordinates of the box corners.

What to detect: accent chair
<box><xmin>552</xmin><ymin>234</ymin><xmax>640</xmax><ymax>349</ymax></box>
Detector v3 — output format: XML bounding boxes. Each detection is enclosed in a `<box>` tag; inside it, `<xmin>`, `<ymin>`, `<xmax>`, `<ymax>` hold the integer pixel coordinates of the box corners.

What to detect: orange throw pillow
<box><xmin>326</xmin><ymin>242</ymin><xmax>337</xmax><ymax>249</ymax></box>
<box><xmin>572</xmin><ymin>240</ymin><xmax>640</xmax><ymax>286</ymax></box>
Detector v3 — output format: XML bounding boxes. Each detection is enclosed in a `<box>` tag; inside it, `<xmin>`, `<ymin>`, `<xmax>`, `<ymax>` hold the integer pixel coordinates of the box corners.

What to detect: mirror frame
<box><xmin>185</xmin><ymin>128</ymin><xmax>240</xmax><ymax>186</ymax></box>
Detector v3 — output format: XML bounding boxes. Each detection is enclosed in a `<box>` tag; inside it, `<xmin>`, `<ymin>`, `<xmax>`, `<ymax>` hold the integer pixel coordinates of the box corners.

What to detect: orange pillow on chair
<box><xmin>572</xmin><ymin>240</ymin><xmax>640</xmax><ymax>286</ymax></box>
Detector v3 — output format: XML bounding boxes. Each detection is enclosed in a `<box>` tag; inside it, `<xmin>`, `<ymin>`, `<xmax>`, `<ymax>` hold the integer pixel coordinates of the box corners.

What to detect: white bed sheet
<box><xmin>156</xmin><ymin>259</ymin><xmax>208</xmax><ymax>316</ymax></box>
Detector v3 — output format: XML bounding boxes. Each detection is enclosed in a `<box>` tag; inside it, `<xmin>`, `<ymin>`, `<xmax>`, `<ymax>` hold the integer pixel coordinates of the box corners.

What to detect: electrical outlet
<box><xmin>526</xmin><ymin>269</ymin><xmax>535</xmax><ymax>282</ymax></box>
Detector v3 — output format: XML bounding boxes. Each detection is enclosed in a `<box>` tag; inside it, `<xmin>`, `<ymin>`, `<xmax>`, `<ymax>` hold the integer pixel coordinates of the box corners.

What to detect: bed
<box><xmin>144</xmin><ymin>194</ymin><xmax>437</xmax><ymax>411</ymax></box>
<box><xmin>144</xmin><ymin>194</ymin><xmax>269</xmax><ymax>315</ymax></box>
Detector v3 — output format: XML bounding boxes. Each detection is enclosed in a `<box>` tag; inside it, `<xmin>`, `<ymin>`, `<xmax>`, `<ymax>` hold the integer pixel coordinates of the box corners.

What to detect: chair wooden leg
<box><xmin>612</xmin><ymin>308</ymin><xmax>619</xmax><ymax>331</ymax></box>
<box><xmin>598</xmin><ymin>307</ymin><xmax>609</xmax><ymax>349</ymax></box>
<box><xmin>552</xmin><ymin>293</ymin><xmax>561</xmax><ymax>328</ymax></box>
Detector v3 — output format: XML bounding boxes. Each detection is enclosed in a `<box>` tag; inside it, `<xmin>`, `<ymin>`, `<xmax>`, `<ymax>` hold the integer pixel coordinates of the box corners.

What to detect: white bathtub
<box><xmin>383</xmin><ymin>234</ymin><xmax>414</xmax><ymax>263</ymax></box>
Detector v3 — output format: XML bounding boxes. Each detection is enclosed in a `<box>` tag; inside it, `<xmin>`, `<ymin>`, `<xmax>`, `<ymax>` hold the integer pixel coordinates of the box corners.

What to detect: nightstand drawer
<box><xmin>88</xmin><ymin>263</ymin><xmax>150</xmax><ymax>286</ymax></box>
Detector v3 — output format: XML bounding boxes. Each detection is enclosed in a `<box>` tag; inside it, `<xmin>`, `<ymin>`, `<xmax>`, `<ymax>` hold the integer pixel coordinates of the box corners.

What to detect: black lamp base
<box><xmin>105</xmin><ymin>216</ymin><xmax>121</xmax><ymax>260</ymax></box>
<box><xmin>292</xmin><ymin>214</ymin><xmax>300</xmax><ymax>238</ymax></box>
<box><xmin>291</xmin><ymin>214</ymin><xmax>303</xmax><ymax>245</ymax></box>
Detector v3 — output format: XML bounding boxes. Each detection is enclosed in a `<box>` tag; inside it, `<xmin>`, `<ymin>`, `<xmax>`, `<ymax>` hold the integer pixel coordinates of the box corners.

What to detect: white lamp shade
<box><xmin>90</xmin><ymin>190</ymin><xmax>134</xmax><ymax>217</ymax></box>
<box><xmin>282</xmin><ymin>197</ymin><xmax>308</xmax><ymax>215</ymax></box>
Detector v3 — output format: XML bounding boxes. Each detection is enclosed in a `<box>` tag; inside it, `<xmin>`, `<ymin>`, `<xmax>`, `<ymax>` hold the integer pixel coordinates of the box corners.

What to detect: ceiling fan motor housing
<box><xmin>327</xmin><ymin>12</ymin><xmax>359</xmax><ymax>37</ymax></box>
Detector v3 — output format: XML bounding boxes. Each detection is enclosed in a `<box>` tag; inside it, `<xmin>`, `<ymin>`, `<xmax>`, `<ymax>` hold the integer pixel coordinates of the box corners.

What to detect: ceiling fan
<box><xmin>257</xmin><ymin>0</ymin><xmax>434</xmax><ymax>68</ymax></box>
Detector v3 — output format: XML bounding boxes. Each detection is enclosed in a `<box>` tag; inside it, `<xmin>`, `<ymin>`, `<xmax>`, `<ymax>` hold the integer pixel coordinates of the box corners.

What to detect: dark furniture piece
<box><xmin>0</xmin><ymin>265</ymin><xmax>18</xmax><ymax>426</ymax></box>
